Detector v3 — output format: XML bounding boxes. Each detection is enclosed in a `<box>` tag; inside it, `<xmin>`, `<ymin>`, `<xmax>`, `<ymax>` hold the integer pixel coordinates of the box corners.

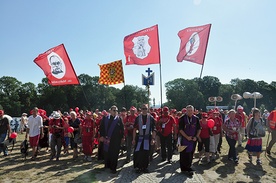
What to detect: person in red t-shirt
<box><xmin>158</xmin><ymin>106</ymin><xmax>176</xmax><ymax>163</ymax></box>
<box><xmin>209</xmin><ymin>110</ymin><xmax>223</xmax><ymax>159</ymax></box>
<box><xmin>266</xmin><ymin>110</ymin><xmax>276</xmax><ymax>155</ymax></box>
<box><xmin>171</xmin><ymin>109</ymin><xmax>179</xmax><ymax>153</ymax></box>
<box><xmin>123</xmin><ymin>106</ymin><xmax>137</xmax><ymax>163</ymax></box>
<box><xmin>49</xmin><ymin>111</ymin><xmax>65</xmax><ymax>161</ymax></box>
<box><xmin>198</xmin><ymin>113</ymin><xmax>212</xmax><ymax>163</ymax></box>
<box><xmin>236</xmin><ymin>105</ymin><xmax>246</xmax><ymax>147</ymax></box>
<box><xmin>63</xmin><ymin>117</ymin><xmax>70</xmax><ymax>155</ymax></box>
<box><xmin>80</xmin><ymin>111</ymin><xmax>95</xmax><ymax>161</ymax></box>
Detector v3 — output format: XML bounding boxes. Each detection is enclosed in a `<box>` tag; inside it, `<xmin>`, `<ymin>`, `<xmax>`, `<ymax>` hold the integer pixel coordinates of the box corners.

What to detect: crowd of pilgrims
<box><xmin>15</xmin><ymin>104</ymin><xmax>272</xmax><ymax>176</ymax></box>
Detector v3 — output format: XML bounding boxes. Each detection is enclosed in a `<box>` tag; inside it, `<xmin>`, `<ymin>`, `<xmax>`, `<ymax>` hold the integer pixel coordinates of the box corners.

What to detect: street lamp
<box><xmin>208</xmin><ymin>96</ymin><xmax>223</xmax><ymax>107</ymax></box>
<box><xmin>243</xmin><ymin>92</ymin><xmax>263</xmax><ymax>108</ymax></box>
<box><xmin>231</xmin><ymin>94</ymin><xmax>243</xmax><ymax>109</ymax></box>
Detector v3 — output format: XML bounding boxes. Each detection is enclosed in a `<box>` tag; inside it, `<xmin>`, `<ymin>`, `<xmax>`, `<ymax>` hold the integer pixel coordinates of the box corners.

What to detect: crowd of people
<box><xmin>0</xmin><ymin>104</ymin><xmax>275</xmax><ymax>176</ymax></box>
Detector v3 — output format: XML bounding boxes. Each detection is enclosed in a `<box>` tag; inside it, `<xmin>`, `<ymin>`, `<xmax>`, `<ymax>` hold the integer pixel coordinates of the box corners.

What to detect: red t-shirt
<box><xmin>209</xmin><ymin>117</ymin><xmax>222</xmax><ymax>135</ymax></box>
<box><xmin>80</xmin><ymin>119</ymin><xmax>94</xmax><ymax>137</ymax></box>
<box><xmin>49</xmin><ymin>118</ymin><xmax>65</xmax><ymax>134</ymax></box>
<box><xmin>200</xmin><ymin>120</ymin><xmax>210</xmax><ymax>139</ymax></box>
<box><xmin>268</xmin><ymin>110</ymin><xmax>276</xmax><ymax>130</ymax></box>
<box><xmin>159</xmin><ymin>115</ymin><xmax>175</xmax><ymax>137</ymax></box>
<box><xmin>124</xmin><ymin>114</ymin><xmax>137</xmax><ymax>136</ymax></box>
<box><xmin>174</xmin><ymin>116</ymin><xmax>179</xmax><ymax>134</ymax></box>
<box><xmin>235</xmin><ymin>112</ymin><xmax>245</xmax><ymax>127</ymax></box>
<box><xmin>63</xmin><ymin>122</ymin><xmax>69</xmax><ymax>136</ymax></box>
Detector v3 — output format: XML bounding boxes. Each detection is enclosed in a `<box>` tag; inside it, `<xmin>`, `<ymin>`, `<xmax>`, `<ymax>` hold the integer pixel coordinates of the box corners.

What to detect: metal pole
<box><xmin>147</xmin><ymin>83</ymin><xmax>150</xmax><ymax>108</ymax></box>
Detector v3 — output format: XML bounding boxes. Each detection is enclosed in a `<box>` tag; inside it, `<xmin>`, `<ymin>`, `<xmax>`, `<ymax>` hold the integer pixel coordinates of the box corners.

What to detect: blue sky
<box><xmin>0</xmin><ymin>0</ymin><xmax>275</xmax><ymax>106</ymax></box>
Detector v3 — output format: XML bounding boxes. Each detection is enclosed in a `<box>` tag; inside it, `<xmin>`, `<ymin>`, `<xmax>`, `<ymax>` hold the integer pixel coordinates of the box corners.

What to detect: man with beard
<box><xmin>178</xmin><ymin>105</ymin><xmax>201</xmax><ymax>176</ymax></box>
<box><xmin>132</xmin><ymin>104</ymin><xmax>156</xmax><ymax>173</ymax></box>
<box><xmin>99</xmin><ymin>105</ymin><xmax>124</xmax><ymax>174</ymax></box>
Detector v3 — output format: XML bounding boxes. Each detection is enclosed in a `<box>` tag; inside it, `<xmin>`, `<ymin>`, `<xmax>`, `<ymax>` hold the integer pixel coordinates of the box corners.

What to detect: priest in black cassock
<box><xmin>99</xmin><ymin>105</ymin><xmax>124</xmax><ymax>174</ymax></box>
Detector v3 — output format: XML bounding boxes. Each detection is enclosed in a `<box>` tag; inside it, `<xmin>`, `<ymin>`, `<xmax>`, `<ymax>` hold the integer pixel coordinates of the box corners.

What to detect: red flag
<box><xmin>34</xmin><ymin>44</ymin><xmax>79</xmax><ymax>86</ymax></box>
<box><xmin>124</xmin><ymin>25</ymin><xmax>160</xmax><ymax>65</ymax></box>
<box><xmin>177</xmin><ymin>24</ymin><xmax>211</xmax><ymax>65</ymax></box>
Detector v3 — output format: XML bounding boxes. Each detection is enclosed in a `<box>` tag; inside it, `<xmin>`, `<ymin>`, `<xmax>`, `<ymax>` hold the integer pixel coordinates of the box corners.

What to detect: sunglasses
<box><xmin>112</xmin><ymin>110</ymin><xmax>118</xmax><ymax>112</ymax></box>
<box><xmin>142</xmin><ymin>108</ymin><xmax>148</xmax><ymax>110</ymax></box>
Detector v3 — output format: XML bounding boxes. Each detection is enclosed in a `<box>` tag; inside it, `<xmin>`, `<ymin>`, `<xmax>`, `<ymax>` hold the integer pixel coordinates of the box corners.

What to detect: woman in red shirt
<box><xmin>80</xmin><ymin>111</ymin><xmax>96</xmax><ymax>161</ymax></box>
<box><xmin>198</xmin><ymin>113</ymin><xmax>212</xmax><ymax>163</ymax></box>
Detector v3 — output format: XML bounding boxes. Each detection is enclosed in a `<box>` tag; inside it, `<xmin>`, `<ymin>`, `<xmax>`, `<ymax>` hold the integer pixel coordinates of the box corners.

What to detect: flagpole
<box><xmin>199</xmin><ymin>64</ymin><xmax>204</xmax><ymax>79</ymax></box>
<box><xmin>63</xmin><ymin>43</ymin><xmax>91</xmax><ymax>109</ymax></box>
<box><xmin>199</xmin><ymin>24</ymin><xmax>212</xmax><ymax>79</ymax></box>
<box><xmin>122</xmin><ymin>62</ymin><xmax>127</xmax><ymax>109</ymax></box>
<box><xmin>157</xmin><ymin>25</ymin><xmax>163</xmax><ymax>109</ymax></box>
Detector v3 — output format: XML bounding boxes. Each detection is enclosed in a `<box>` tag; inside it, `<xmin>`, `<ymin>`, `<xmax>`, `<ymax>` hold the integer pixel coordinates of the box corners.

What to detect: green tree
<box><xmin>115</xmin><ymin>85</ymin><xmax>148</xmax><ymax>110</ymax></box>
<box><xmin>165</xmin><ymin>78</ymin><xmax>204</xmax><ymax>110</ymax></box>
<box><xmin>0</xmin><ymin>76</ymin><xmax>22</xmax><ymax>116</ymax></box>
<box><xmin>18</xmin><ymin>82</ymin><xmax>38</xmax><ymax>113</ymax></box>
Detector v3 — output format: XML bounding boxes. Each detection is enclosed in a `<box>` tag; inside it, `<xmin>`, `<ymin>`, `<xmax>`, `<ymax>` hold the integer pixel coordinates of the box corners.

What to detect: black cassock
<box><xmin>100</xmin><ymin>115</ymin><xmax>124</xmax><ymax>172</ymax></box>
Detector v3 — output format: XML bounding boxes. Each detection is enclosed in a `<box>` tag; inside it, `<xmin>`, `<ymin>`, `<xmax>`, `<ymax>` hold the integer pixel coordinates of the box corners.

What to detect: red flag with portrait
<box><xmin>34</xmin><ymin>44</ymin><xmax>80</xmax><ymax>86</ymax></box>
<box><xmin>177</xmin><ymin>24</ymin><xmax>211</xmax><ymax>65</ymax></box>
<box><xmin>124</xmin><ymin>25</ymin><xmax>160</xmax><ymax>65</ymax></box>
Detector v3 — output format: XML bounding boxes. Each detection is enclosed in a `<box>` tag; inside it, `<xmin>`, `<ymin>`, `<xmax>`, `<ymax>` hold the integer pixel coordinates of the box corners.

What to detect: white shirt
<box><xmin>27</xmin><ymin>115</ymin><xmax>43</xmax><ymax>137</ymax></box>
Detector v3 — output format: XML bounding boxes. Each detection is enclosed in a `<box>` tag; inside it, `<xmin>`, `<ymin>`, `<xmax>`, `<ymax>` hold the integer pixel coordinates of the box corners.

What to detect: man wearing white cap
<box><xmin>49</xmin><ymin>111</ymin><xmax>64</xmax><ymax>161</ymax></box>
<box><xmin>236</xmin><ymin>105</ymin><xmax>246</xmax><ymax>147</ymax></box>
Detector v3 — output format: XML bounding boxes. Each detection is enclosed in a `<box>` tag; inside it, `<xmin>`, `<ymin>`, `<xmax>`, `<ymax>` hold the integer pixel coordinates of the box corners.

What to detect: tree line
<box><xmin>164</xmin><ymin>76</ymin><xmax>276</xmax><ymax>114</ymax></box>
<box><xmin>0</xmin><ymin>75</ymin><xmax>275</xmax><ymax>116</ymax></box>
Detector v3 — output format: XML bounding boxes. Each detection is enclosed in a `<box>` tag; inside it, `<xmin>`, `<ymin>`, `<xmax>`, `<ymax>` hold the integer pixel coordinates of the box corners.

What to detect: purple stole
<box><xmin>181</xmin><ymin>115</ymin><xmax>197</xmax><ymax>152</ymax></box>
<box><xmin>135</xmin><ymin>114</ymin><xmax>151</xmax><ymax>152</ymax></box>
<box><xmin>103</xmin><ymin>115</ymin><xmax>118</xmax><ymax>152</ymax></box>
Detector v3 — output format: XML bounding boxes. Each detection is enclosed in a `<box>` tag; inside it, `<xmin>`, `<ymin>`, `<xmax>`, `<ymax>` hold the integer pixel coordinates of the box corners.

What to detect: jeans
<box><xmin>0</xmin><ymin>133</ymin><xmax>8</xmax><ymax>155</ymax></box>
<box><xmin>226</xmin><ymin>135</ymin><xmax>237</xmax><ymax>160</ymax></box>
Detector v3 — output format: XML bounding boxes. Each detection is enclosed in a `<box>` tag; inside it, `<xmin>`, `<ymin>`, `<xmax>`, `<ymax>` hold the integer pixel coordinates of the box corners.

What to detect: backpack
<box><xmin>249</xmin><ymin>118</ymin><xmax>266</xmax><ymax>138</ymax></box>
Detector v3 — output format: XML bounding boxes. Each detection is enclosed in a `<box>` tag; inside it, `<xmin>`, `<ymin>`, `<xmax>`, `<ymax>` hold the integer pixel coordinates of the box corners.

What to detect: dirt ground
<box><xmin>0</xmin><ymin>132</ymin><xmax>275</xmax><ymax>183</ymax></box>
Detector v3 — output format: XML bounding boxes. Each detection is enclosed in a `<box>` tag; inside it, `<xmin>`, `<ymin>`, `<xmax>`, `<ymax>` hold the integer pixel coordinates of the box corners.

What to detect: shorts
<box><xmin>29</xmin><ymin>135</ymin><xmax>40</xmax><ymax>147</ymax></box>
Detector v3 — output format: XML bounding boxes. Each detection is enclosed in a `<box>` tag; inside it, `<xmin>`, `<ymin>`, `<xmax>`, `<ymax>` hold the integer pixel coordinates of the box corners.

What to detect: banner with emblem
<box><xmin>177</xmin><ymin>24</ymin><xmax>211</xmax><ymax>65</ymax></box>
<box><xmin>124</xmin><ymin>25</ymin><xmax>160</xmax><ymax>65</ymax></box>
<box><xmin>98</xmin><ymin>60</ymin><xmax>125</xmax><ymax>85</ymax></box>
<box><xmin>34</xmin><ymin>44</ymin><xmax>80</xmax><ymax>86</ymax></box>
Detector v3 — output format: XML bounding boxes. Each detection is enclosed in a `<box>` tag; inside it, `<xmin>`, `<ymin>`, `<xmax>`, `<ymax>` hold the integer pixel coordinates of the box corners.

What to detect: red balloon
<box><xmin>10</xmin><ymin>132</ymin><xmax>17</xmax><ymax>139</ymax></box>
<box><xmin>207</xmin><ymin>119</ymin><xmax>215</xmax><ymax>128</ymax></box>
<box><xmin>68</xmin><ymin>127</ymin><xmax>74</xmax><ymax>133</ymax></box>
